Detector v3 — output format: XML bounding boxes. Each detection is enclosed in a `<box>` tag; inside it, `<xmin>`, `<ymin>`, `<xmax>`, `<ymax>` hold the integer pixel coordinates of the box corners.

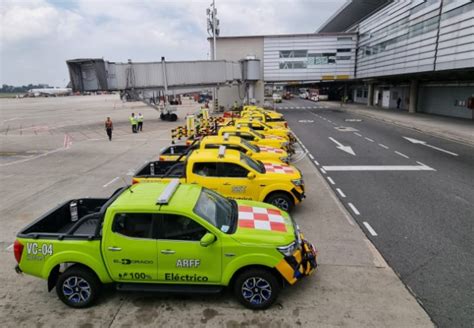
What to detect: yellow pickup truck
<box><xmin>218</xmin><ymin>126</ymin><xmax>290</xmax><ymax>152</ymax></box>
<box><xmin>158</xmin><ymin>135</ymin><xmax>290</xmax><ymax>163</ymax></box>
<box><xmin>134</xmin><ymin>147</ymin><xmax>305</xmax><ymax>212</ymax></box>
<box><xmin>241</xmin><ymin>111</ymin><xmax>287</xmax><ymax>129</ymax></box>
<box><xmin>223</xmin><ymin>119</ymin><xmax>293</xmax><ymax>142</ymax></box>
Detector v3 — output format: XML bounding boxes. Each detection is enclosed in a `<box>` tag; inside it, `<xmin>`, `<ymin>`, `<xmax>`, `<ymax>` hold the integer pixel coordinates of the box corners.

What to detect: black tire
<box><xmin>233</xmin><ymin>268</ymin><xmax>280</xmax><ymax>310</ymax></box>
<box><xmin>168</xmin><ymin>113</ymin><xmax>178</xmax><ymax>121</ymax></box>
<box><xmin>265</xmin><ymin>192</ymin><xmax>294</xmax><ymax>212</ymax></box>
<box><xmin>56</xmin><ymin>266</ymin><xmax>101</xmax><ymax>308</ymax></box>
<box><xmin>160</xmin><ymin>113</ymin><xmax>166</xmax><ymax>120</ymax></box>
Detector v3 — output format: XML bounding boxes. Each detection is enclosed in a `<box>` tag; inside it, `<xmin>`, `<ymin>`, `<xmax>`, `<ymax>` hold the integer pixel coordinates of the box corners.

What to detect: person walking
<box><xmin>129</xmin><ymin>113</ymin><xmax>138</xmax><ymax>133</ymax></box>
<box><xmin>105</xmin><ymin>117</ymin><xmax>113</xmax><ymax>141</ymax></box>
<box><xmin>397</xmin><ymin>97</ymin><xmax>402</xmax><ymax>109</ymax></box>
<box><xmin>137</xmin><ymin>113</ymin><xmax>144</xmax><ymax>132</ymax></box>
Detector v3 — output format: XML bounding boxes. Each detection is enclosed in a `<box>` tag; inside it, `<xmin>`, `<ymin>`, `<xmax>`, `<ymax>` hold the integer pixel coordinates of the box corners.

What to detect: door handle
<box><xmin>223</xmin><ymin>183</ymin><xmax>231</xmax><ymax>186</ymax></box>
<box><xmin>108</xmin><ymin>246</ymin><xmax>122</xmax><ymax>252</ymax></box>
<box><xmin>161</xmin><ymin>249</ymin><xmax>176</xmax><ymax>254</ymax></box>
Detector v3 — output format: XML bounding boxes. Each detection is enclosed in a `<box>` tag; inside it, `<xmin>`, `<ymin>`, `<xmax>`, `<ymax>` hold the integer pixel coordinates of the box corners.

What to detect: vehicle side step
<box><xmin>116</xmin><ymin>283</ymin><xmax>223</xmax><ymax>294</ymax></box>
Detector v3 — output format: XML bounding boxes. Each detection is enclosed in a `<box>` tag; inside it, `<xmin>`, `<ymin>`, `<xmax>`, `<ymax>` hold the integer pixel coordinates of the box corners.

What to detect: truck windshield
<box><xmin>193</xmin><ymin>188</ymin><xmax>236</xmax><ymax>234</ymax></box>
<box><xmin>240</xmin><ymin>153</ymin><xmax>265</xmax><ymax>173</ymax></box>
<box><xmin>241</xmin><ymin>139</ymin><xmax>260</xmax><ymax>153</ymax></box>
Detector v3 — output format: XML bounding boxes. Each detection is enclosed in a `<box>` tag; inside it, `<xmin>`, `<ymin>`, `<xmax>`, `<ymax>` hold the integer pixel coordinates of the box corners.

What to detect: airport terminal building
<box><xmin>215</xmin><ymin>0</ymin><xmax>474</xmax><ymax>119</ymax></box>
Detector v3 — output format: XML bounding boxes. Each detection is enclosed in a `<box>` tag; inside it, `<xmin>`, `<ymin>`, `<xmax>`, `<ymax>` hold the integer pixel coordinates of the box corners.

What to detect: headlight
<box><xmin>292</xmin><ymin>179</ymin><xmax>303</xmax><ymax>186</ymax></box>
<box><xmin>280</xmin><ymin>156</ymin><xmax>289</xmax><ymax>163</ymax></box>
<box><xmin>277</xmin><ymin>241</ymin><xmax>298</xmax><ymax>257</ymax></box>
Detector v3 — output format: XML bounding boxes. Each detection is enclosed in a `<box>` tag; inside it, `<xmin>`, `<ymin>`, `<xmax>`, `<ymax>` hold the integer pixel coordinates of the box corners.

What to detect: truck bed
<box><xmin>135</xmin><ymin>161</ymin><xmax>185</xmax><ymax>178</ymax></box>
<box><xmin>160</xmin><ymin>145</ymin><xmax>189</xmax><ymax>156</ymax></box>
<box><xmin>19</xmin><ymin>198</ymin><xmax>108</xmax><ymax>238</ymax></box>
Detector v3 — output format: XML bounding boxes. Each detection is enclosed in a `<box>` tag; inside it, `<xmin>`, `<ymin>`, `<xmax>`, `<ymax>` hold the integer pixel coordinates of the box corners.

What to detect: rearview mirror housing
<box><xmin>200</xmin><ymin>232</ymin><xmax>216</xmax><ymax>247</ymax></box>
<box><xmin>247</xmin><ymin>172</ymin><xmax>256</xmax><ymax>179</ymax></box>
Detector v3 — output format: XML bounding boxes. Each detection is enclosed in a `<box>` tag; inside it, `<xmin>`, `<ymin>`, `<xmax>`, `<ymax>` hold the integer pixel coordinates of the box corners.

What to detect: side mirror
<box><xmin>264</xmin><ymin>128</ymin><xmax>269</xmax><ymax>132</ymax></box>
<box><xmin>247</xmin><ymin>172</ymin><xmax>256</xmax><ymax>179</ymax></box>
<box><xmin>254</xmin><ymin>138</ymin><xmax>260</xmax><ymax>142</ymax></box>
<box><xmin>247</xmin><ymin>151</ymin><xmax>253</xmax><ymax>156</ymax></box>
<box><xmin>200</xmin><ymin>232</ymin><xmax>216</xmax><ymax>247</ymax></box>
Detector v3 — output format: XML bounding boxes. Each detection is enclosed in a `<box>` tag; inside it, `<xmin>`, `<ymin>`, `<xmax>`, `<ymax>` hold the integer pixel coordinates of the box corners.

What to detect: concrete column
<box><xmin>367</xmin><ymin>83</ymin><xmax>374</xmax><ymax>106</ymax></box>
<box><xmin>409</xmin><ymin>80</ymin><xmax>418</xmax><ymax>113</ymax></box>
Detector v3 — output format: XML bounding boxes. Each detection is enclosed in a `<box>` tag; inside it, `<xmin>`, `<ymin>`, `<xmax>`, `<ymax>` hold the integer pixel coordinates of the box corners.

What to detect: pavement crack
<box><xmin>107</xmin><ymin>297</ymin><xmax>126</xmax><ymax>328</ymax></box>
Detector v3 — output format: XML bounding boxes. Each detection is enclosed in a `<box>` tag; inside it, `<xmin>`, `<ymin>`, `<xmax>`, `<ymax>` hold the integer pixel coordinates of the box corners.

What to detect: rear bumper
<box><xmin>275</xmin><ymin>239</ymin><xmax>318</xmax><ymax>285</ymax></box>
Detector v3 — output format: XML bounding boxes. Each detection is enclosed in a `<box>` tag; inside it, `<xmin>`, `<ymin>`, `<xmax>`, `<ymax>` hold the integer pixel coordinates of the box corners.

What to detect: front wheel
<box><xmin>234</xmin><ymin>269</ymin><xmax>280</xmax><ymax>310</ymax></box>
<box><xmin>56</xmin><ymin>266</ymin><xmax>101</xmax><ymax>308</ymax></box>
<box><xmin>265</xmin><ymin>192</ymin><xmax>294</xmax><ymax>212</ymax></box>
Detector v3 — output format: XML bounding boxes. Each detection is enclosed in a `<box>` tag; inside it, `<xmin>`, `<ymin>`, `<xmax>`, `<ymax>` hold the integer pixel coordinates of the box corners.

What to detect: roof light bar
<box><xmin>223</xmin><ymin>133</ymin><xmax>229</xmax><ymax>141</ymax></box>
<box><xmin>218</xmin><ymin>145</ymin><xmax>226</xmax><ymax>158</ymax></box>
<box><xmin>156</xmin><ymin>179</ymin><xmax>180</xmax><ymax>205</ymax></box>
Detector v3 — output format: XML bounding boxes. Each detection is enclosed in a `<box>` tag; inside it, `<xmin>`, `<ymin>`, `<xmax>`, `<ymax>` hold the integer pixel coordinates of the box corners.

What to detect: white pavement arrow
<box><xmin>403</xmin><ymin>137</ymin><xmax>458</xmax><ymax>156</ymax></box>
<box><xmin>329</xmin><ymin>137</ymin><xmax>356</xmax><ymax>156</ymax></box>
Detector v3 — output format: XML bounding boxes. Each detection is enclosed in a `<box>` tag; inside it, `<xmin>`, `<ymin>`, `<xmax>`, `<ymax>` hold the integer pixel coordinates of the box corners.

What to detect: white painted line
<box><xmin>6</xmin><ymin>244</ymin><xmax>13</xmax><ymax>251</ymax></box>
<box><xmin>336</xmin><ymin>188</ymin><xmax>346</xmax><ymax>198</ymax></box>
<box><xmin>308</xmin><ymin>153</ymin><xmax>315</xmax><ymax>160</ymax></box>
<box><xmin>103</xmin><ymin>176</ymin><xmax>120</xmax><ymax>188</ymax></box>
<box><xmin>403</xmin><ymin>136</ymin><xmax>458</xmax><ymax>156</ymax></box>
<box><xmin>0</xmin><ymin>148</ymin><xmax>65</xmax><ymax>167</ymax></box>
<box><xmin>363</xmin><ymin>222</ymin><xmax>378</xmax><ymax>236</ymax></box>
<box><xmin>394</xmin><ymin>151</ymin><xmax>409</xmax><ymax>159</ymax></box>
<box><xmin>327</xmin><ymin>120</ymin><xmax>332</xmax><ymax>123</ymax></box>
<box><xmin>284</xmin><ymin>107</ymin><xmax>288</xmax><ymax>109</ymax></box>
<box><xmin>327</xmin><ymin>177</ymin><xmax>335</xmax><ymax>185</ymax></box>
<box><xmin>320</xmin><ymin>168</ymin><xmax>327</xmax><ymax>174</ymax></box>
<box><xmin>365</xmin><ymin>137</ymin><xmax>374</xmax><ymax>142</ymax></box>
<box><xmin>354</xmin><ymin>132</ymin><xmax>362</xmax><ymax>137</ymax></box>
<box><xmin>323</xmin><ymin>164</ymin><xmax>435</xmax><ymax>171</ymax></box>
<box><xmin>348</xmin><ymin>203</ymin><xmax>360</xmax><ymax>215</ymax></box>
<box><xmin>378</xmin><ymin>143</ymin><xmax>389</xmax><ymax>149</ymax></box>
<box><xmin>313</xmin><ymin>160</ymin><xmax>320</xmax><ymax>166</ymax></box>
<box><xmin>329</xmin><ymin>137</ymin><xmax>356</xmax><ymax>156</ymax></box>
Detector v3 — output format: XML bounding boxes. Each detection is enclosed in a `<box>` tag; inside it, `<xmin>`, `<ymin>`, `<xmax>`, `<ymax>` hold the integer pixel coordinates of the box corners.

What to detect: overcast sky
<box><xmin>0</xmin><ymin>0</ymin><xmax>345</xmax><ymax>87</ymax></box>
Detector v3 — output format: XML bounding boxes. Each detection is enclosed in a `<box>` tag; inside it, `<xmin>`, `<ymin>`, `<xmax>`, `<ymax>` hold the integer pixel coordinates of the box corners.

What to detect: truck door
<box><xmin>189</xmin><ymin>162</ymin><xmax>220</xmax><ymax>192</ymax></box>
<box><xmin>215</xmin><ymin>163</ymin><xmax>257</xmax><ymax>201</ymax></box>
<box><xmin>102</xmin><ymin>213</ymin><xmax>158</xmax><ymax>282</ymax></box>
<box><xmin>156</xmin><ymin>213</ymin><xmax>221</xmax><ymax>283</ymax></box>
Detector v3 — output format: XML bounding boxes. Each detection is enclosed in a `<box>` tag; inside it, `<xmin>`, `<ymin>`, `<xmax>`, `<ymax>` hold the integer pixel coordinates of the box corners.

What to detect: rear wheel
<box><xmin>233</xmin><ymin>269</ymin><xmax>280</xmax><ymax>310</ymax></box>
<box><xmin>168</xmin><ymin>113</ymin><xmax>178</xmax><ymax>121</ymax></box>
<box><xmin>56</xmin><ymin>266</ymin><xmax>100</xmax><ymax>308</ymax></box>
<box><xmin>265</xmin><ymin>192</ymin><xmax>294</xmax><ymax>212</ymax></box>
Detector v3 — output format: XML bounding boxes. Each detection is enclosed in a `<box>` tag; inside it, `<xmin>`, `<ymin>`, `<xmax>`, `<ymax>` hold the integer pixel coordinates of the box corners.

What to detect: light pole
<box><xmin>207</xmin><ymin>1</ymin><xmax>220</xmax><ymax>112</ymax></box>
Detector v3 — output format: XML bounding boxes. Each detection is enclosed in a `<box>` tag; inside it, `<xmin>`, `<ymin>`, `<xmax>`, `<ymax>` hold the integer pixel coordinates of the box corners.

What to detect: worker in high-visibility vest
<box><xmin>129</xmin><ymin>113</ymin><xmax>138</xmax><ymax>133</ymax></box>
<box><xmin>137</xmin><ymin>113</ymin><xmax>144</xmax><ymax>132</ymax></box>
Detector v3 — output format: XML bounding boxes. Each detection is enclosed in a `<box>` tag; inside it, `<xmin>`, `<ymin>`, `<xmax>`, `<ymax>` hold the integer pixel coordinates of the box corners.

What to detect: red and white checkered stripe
<box><xmin>238</xmin><ymin>205</ymin><xmax>287</xmax><ymax>232</ymax></box>
<box><xmin>259</xmin><ymin>146</ymin><xmax>284</xmax><ymax>154</ymax></box>
<box><xmin>264</xmin><ymin>163</ymin><xmax>295</xmax><ymax>174</ymax></box>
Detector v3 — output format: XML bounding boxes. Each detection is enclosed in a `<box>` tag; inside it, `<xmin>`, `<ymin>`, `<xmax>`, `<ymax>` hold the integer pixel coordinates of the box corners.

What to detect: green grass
<box><xmin>0</xmin><ymin>93</ymin><xmax>26</xmax><ymax>98</ymax></box>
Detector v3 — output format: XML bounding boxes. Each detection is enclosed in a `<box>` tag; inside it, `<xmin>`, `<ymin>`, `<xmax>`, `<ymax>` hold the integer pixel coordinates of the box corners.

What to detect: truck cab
<box><xmin>218</xmin><ymin>126</ymin><xmax>290</xmax><ymax>152</ymax></box>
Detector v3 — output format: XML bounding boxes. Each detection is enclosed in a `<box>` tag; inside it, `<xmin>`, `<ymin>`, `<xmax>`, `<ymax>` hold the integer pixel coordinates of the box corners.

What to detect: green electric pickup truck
<box><xmin>14</xmin><ymin>181</ymin><xmax>317</xmax><ymax>309</ymax></box>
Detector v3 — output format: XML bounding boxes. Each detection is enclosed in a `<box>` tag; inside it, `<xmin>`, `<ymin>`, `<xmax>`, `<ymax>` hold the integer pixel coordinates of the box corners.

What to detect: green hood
<box><xmin>231</xmin><ymin>200</ymin><xmax>296</xmax><ymax>246</ymax></box>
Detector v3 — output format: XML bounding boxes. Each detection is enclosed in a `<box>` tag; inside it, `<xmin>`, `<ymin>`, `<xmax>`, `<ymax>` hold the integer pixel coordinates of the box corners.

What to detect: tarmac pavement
<box><xmin>0</xmin><ymin>95</ymin><xmax>433</xmax><ymax>327</ymax></box>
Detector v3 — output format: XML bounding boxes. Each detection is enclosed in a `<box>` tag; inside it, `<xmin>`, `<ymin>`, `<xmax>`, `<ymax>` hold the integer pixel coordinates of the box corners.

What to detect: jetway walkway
<box><xmin>67</xmin><ymin>58</ymin><xmax>248</xmax><ymax>93</ymax></box>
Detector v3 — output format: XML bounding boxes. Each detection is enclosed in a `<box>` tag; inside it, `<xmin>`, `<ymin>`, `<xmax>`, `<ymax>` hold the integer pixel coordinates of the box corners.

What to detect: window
<box><xmin>279</xmin><ymin>61</ymin><xmax>307</xmax><ymax>69</ymax></box>
<box><xmin>237</xmin><ymin>132</ymin><xmax>255</xmax><ymax>141</ymax></box>
<box><xmin>337</xmin><ymin>36</ymin><xmax>353</xmax><ymax>41</ymax></box>
<box><xmin>204</xmin><ymin>144</ymin><xmax>246</xmax><ymax>153</ymax></box>
<box><xmin>337</xmin><ymin>48</ymin><xmax>351</xmax><ymax>52</ymax></box>
<box><xmin>193</xmin><ymin>162</ymin><xmax>218</xmax><ymax>177</ymax></box>
<box><xmin>159</xmin><ymin>214</ymin><xmax>207</xmax><ymax>241</ymax></box>
<box><xmin>217</xmin><ymin>163</ymin><xmax>248</xmax><ymax>178</ymax></box>
<box><xmin>194</xmin><ymin>188</ymin><xmax>234</xmax><ymax>233</ymax></box>
<box><xmin>113</xmin><ymin>213</ymin><xmax>153</xmax><ymax>239</ymax></box>
<box><xmin>442</xmin><ymin>2</ymin><xmax>474</xmax><ymax>20</ymax></box>
<box><xmin>240</xmin><ymin>153</ymin><xmax>265</xmax><ymax>173</ymax></box>
<box><xmin>279</xmin><ymin>50</ymin><xmax>307</xmax><ymax>58</ymax></box>
<box><xmin>356</xmin><ymin>89</ymin><xmax>363</xmax><ymax>98</ymax></box>
<box><xmin>336</xmin><ymin>56</ymin><xmax>351</xmax><ymax>61</ymax></box>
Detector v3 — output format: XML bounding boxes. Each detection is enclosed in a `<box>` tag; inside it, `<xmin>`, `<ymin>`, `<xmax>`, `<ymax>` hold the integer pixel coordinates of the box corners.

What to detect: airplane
<box><xmin>27</xmin><ymin>87</ymin><xmax>72</xmax><ymax>97</ymax></box>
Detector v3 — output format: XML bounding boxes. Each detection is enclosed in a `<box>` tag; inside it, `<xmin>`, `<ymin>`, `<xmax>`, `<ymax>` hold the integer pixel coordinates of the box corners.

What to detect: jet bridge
<box><xmin>66</xmin><ymin>58</ymin><xmax>247</xmax><ymax>93</ymax></box>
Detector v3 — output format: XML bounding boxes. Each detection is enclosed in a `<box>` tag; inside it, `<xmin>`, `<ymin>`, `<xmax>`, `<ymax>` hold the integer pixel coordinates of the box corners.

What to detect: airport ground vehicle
<box><xmin>272</xmin><ymin>93</ymin><xmax>282</xmax><ymax>103</ymax></box>
<box><xmin>14</xmin><ymin>181</ymin><xmax>317</xmax><ymax>310</ymax></box>
<box><xmin>223</xmin><ymin>119</ymin><xmax>293</xmax><ymax>142</ymax></box>
<box><xmin>159</xmin><ymin>135</ymin><xmax>289</xmax><ymax>163</ymax></box>
<box><xmin>218</xmin><ymin>126</ymin><xmax>290</xmax><ymax>151</ymax></box>
<box><xmin>240</xmin><ymin>111</ymin><xmax>287</xmax><ymax>129</ymax></box>
<box><xmin>134</xmin><ymin>148</ymin><xmax>305</xmax><ymax>212</ymax></box>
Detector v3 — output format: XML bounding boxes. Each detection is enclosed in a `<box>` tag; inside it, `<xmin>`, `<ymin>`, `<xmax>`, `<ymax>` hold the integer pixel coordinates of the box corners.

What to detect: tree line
<box><xmin>1</xmin><ymin>84</ymin><xmax>53</xmax><ymax>93</ymax></box>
